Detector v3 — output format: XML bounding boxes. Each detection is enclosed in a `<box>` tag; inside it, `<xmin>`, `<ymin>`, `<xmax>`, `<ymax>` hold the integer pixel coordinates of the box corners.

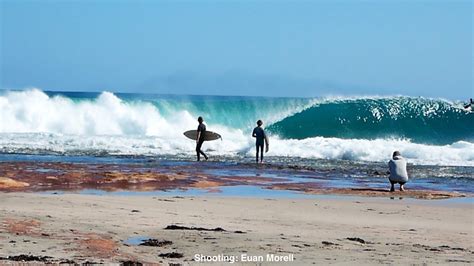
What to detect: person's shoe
<box><xmin>390</xmin><ymin>187</ymin><xmax>395</xmax><ymax>192</ymax></box>
<box><xmin>204</xmin><ymin>155</ymin><xmax>208</xmax><ymax>161</ymax></box>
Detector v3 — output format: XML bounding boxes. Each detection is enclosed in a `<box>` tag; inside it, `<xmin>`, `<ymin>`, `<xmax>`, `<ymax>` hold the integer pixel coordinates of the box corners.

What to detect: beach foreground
<box><xmin>0</xmin><ymin>193</ymin><xmax>472</xmax><ymax>265</ymax></box>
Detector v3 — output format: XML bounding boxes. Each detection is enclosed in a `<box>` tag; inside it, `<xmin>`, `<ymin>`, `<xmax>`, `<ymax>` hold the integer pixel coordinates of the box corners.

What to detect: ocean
<box><xmin>0</xmin><ymin>89</ymin><xmax>473</xmax><ymax>194</ymax></box>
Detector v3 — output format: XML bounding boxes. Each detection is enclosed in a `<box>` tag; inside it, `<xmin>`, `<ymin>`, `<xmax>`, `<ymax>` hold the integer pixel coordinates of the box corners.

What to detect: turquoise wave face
<box><xmin>149</xmin><ymin>96</ymin><xmax>314</xmax><ymax>130</ymax></box>
<box><xmin>41</xmin><ymin>91</ymin><xmax>473</xmax><ymax>144</ymax></box>
<box><xmin>267</xmin><ymin>97</ymin><xmax>473</xmax><ymax>145</ymax></box>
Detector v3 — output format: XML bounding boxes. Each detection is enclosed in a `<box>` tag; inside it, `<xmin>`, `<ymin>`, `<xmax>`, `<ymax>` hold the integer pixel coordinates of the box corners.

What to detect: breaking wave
<box><xmin>0</xmin><ymin>89</ymin><xmax>472</xmax><ymax>166</ymax></box>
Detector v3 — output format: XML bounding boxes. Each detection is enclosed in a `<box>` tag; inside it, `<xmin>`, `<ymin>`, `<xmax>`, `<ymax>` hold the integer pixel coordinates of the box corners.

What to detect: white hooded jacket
<box><xmin>388</xmin><ymin>156</ymin><xmax>409</xmax><ymax>183</ymax></box>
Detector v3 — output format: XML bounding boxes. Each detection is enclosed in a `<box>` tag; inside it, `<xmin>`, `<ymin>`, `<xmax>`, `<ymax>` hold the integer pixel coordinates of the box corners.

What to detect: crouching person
<box><xmin>388</xmin><ymin>151</ymin><xmax>408</xmax><ymax>192</ymax></box>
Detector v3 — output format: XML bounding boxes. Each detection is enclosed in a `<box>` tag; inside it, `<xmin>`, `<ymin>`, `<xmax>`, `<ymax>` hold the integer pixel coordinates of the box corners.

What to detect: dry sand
<box><xmin>0</xmin><ymin>193</ymin><xmax>472</xmax><ymax>265</ymax></box>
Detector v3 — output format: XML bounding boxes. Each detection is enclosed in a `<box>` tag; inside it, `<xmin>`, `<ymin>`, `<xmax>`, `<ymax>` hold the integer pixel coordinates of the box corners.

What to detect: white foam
<box><xmin>0</xmin><ymin>89</ymin><xmax>182</xmax><ymax>135</ymax></box>
<box><xmin>0</xmin><ymin>132</ymin><xmax>472</xmax><ymax>166</ymax></box>
<box><xmin>269</xmin><ymin>137</ymin><xmax>474</xmax><ymax>166</ymax></box>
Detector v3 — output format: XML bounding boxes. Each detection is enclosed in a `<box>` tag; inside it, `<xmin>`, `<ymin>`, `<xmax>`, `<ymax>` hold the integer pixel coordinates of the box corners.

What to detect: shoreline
<box><xmin>0</xmin><ymin>161</ymin><xmax>470</xmax><ymax>200</ymax></box>
<box><xmin>1</xmin><ymin>193</ymin><xmax>472</xmax><ymax>264</ymax></box>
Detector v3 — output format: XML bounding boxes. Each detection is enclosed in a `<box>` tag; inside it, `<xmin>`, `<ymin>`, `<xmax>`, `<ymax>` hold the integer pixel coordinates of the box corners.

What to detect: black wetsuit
<box><xmin>196</xmin><ymin>123</ymin><xmax>208</xmax><ymax>161</ymax></box>
<box><xmin>252</xmin><ymin>126</ymin><xmax>266</xmax><ymax>162</ymax></box>
<box><xmin>464</xmin><ymin>99</ymin><xmax>473</xmax><ymax>109</ymax></box>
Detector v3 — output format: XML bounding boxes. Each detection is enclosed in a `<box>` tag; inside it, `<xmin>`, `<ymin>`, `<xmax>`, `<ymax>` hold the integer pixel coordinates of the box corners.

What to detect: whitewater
<box><xmin>0</xmin><ymin>89</ymin><xmax>473</xmax><ymax>166</ymax></box>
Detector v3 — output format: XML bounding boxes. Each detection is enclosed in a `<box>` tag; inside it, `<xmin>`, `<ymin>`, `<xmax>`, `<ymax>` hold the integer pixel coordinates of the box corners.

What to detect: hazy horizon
<box><xmin>1</xmin><ymin>1</ymin><xmax>472</xmax><ymax>100</ymax></box>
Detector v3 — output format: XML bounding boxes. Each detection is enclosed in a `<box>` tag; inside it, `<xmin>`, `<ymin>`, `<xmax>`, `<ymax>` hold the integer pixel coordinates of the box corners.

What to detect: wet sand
<box><xmin>0</xmin><ymin>193</ymin><xmax>472</xmax><ymax>264</ymax></box>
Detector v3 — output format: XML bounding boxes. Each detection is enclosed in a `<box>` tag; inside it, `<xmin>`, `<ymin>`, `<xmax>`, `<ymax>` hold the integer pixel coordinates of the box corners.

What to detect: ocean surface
<box><xmin>0</xmin><ymin>89</ymin><xmax>473</xmax><ymax>193</ymax></box>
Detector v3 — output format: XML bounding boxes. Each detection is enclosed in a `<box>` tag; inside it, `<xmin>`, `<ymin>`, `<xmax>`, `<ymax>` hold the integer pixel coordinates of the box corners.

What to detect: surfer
<box><xmin>252</xmin><ymin>120</ymin><xmax>269</xmax><ymax>164</ymax></box>
<box><xmin>464</xmin><ymin>98</ymin><xmax>473</xmax><ymax>109</ymax></box>
<box><xmin>388</xmin><ymin>151</ymin><xmax>408</xmax><ymax>192</ymax></box>
<box><xmin>196</xmin><ymin>116</ymin><xmax>208</xmax><ymax>161</ymax></box>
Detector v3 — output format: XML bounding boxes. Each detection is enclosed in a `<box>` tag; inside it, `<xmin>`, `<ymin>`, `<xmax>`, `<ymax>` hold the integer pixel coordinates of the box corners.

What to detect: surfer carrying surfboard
<box><xmin>252</xmin><ymin>120</ymin><xmax>269</xmax><ymax>164</ymax></box>
<box><xmin>183</xmin><ymin>118</ymin><xmax>221</xmax><ymax>160</ymax></box>
<box><xmin>196</xmin><ymin>116</ymin><xmax>208</xmax><ymax>161</ymax></box>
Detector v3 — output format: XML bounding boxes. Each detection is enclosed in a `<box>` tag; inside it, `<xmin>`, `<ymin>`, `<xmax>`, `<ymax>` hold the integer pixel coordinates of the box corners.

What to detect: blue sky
<box><xmin>1</xmin><ymin>0</ymin><xmax>472</xmax><ymax>99</ymax></box>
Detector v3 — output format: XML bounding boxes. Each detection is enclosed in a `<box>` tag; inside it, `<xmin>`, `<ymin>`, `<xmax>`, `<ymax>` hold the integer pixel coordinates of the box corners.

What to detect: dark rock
<box><xmin>346</xmin><ymin>237</ymin><xmax>366</xmax><ymax>244</ymax></box>
<box><xmin>322</xmin><ymin>241</ymin><xmax>339</xmax><ymax>246</ymax></box>
<box><xmin>0</xmin><ymin>255</ymin><xmax>53</xmax><ymax>262</ymax></box>
<box><xmin>158</xmin><ymin>252</ymin><xmax>184</xmax><ymax>259</ymax></box>
<box><xmin>121</xmin><ymin>260</ymin><xmax>143</xmax><ymax>266</ymax></box>
<box><xmin>165</xmin><ymin>225</ymin><xmax>225</xmax><ymax>232</ymax></box>
<box><xmin>139</xmin><ymin>239</ymin><xmax>173</xmax><ymax>247</ymax></box>
<box><xmin>60</xmin><ymin>259</ymin><xmax>77</xmax><ymax>264</ymax></box>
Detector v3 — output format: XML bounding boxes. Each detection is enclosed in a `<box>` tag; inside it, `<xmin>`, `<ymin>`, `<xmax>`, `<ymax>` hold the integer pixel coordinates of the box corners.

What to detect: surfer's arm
<box><xmin>252</xmin><ymin>128</ymin><xmax>256</xmax><ymax>138</ymax></box>
<box><xmin>196</xmin><ymin>131</ymin><xmax>201</xmax><ymax>142</ymax></box>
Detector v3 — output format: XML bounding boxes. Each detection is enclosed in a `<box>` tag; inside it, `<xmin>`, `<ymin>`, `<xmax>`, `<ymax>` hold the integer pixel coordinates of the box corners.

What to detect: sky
<box><xmin>0</xmin><ymin>0</ymin><xmax>472</xmax><ymax>99</ymax></box>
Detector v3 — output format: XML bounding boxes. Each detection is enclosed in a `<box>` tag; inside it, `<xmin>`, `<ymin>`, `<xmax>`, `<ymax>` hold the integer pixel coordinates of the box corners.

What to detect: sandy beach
<box><xmin>0</xmin><ymin>192</ymin><xmax>472</xmax><ymax>265</ymax></box>
<box><xmin>0</xmin><ymin>160</ymin><xmax>472</xmax><ymax>265</ymax></box>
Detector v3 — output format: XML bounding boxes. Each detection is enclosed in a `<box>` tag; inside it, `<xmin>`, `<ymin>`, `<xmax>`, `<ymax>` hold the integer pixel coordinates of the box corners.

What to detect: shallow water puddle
<box><xmin>123</xmin><ymin>236</ymin><xmax>150</xmax><ymax>246</ymax></box>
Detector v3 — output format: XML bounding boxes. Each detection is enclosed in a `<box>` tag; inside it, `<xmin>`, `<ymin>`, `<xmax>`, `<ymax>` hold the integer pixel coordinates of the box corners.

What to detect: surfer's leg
<box><xmin>255</xmin><ymin>144</ymin><xmax>259</xmax><ymax>163</ymax></box>
<box><xmin>196</xmin><ymin>141</ymin><xmax>203</xmax><ymax>161</ymax></box>
<box><xmin>259</xmin><ymin>144</ymin><xmax>264</xmax><ymax>162</ymax></box>
<box><xmin>197</xmin><ymin>140</ymin><xmax>207</xmax><ymax>160</ymax></box>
